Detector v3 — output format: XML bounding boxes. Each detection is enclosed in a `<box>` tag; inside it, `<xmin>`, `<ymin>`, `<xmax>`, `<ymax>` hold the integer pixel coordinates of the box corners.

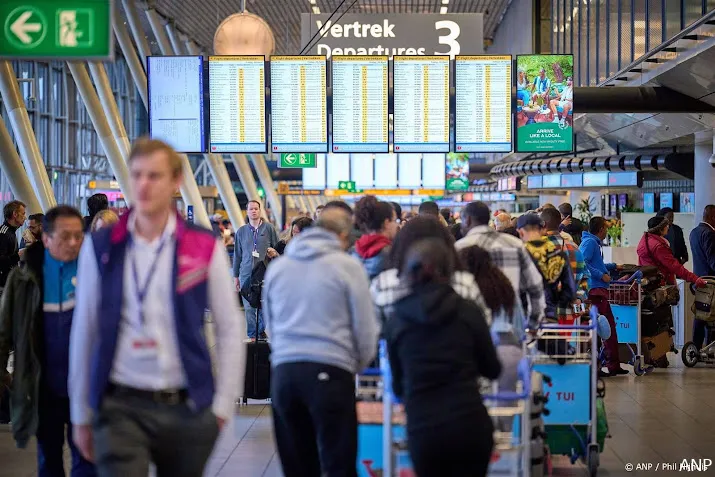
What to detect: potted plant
<box><xmin>606</xmin><ymin>219</ymin><xmax>623</xmax><ymax>247</ymax></box>
<box><xmin>575</xmin><ymin>197</ymin><xmax>596</xmax><ymax>224</ymax></box>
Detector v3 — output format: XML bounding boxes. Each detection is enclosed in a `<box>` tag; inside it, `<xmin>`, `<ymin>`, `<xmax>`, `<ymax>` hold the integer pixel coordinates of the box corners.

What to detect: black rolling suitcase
<box><xmin>240</xmin><ymin>262</ymin><xmax>271</xmax><ymax>404</ymax></box>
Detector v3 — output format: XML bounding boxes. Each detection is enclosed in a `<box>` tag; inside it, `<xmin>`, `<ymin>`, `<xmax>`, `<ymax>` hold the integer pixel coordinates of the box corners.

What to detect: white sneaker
<box><xmin>552</xmin><ymin>117</ymin><xmax>560</xmax><ymax>123</ymax></box>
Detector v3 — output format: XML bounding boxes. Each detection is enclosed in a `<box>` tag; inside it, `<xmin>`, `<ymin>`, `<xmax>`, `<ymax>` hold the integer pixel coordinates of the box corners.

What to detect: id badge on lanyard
<box><xmin>251</xmin><ymin>224</ymin><xmax>260</xmax><ymax>258</ymax></box>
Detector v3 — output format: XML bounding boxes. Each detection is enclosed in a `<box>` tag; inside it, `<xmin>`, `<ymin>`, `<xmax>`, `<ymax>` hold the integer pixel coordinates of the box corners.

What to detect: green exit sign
<box><xmin>338</xmin><ymin>181</ymin><xmax>357</xmax><ymax>192</ymax></box>
<box><xmin>0</xmin><ymin>0</ymin><xmax>113</xmax><ymax>60</ymax></box>
<box><xmin>279</xmin><ymin>153</ymin><xmax>316</xmax><ymax>168</ymax></box>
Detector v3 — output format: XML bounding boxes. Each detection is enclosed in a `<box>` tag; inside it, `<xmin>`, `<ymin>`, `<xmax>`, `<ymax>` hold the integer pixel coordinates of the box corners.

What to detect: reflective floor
<box><xmin>2</xmin><ymin>353</ymin><xmax>715</xmax><ymax>477</ymax></box>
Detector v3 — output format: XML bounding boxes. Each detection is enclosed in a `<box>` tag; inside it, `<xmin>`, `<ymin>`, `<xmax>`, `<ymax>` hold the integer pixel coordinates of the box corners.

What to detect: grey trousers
<box><xmin>93</xmin><ymin>393</ymin><xmax>219</xmax><ymax>477</ymax></box>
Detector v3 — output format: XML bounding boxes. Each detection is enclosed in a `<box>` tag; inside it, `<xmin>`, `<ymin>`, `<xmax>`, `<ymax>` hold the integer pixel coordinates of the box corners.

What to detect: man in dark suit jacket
<box><xmin>689</xmin><ymin>205</ymin><xmax>715</xmax><ymax>349</ymax></box>
<box><xmin>659</xmin><ymin>208</ymin><xmax>688</xmax><ymax>265</ymax></box>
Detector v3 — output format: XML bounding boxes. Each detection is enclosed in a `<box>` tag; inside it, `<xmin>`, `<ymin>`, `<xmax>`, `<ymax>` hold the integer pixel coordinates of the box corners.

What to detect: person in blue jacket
<box><xmin>689</xmin><ymin>205</ymin><xmax>715</xmax><ymax>349</ymax></box>
<box><xmin>580</xmin><ymin>217</ymin><xmax>628</xmax><ymax>376</ymax></box>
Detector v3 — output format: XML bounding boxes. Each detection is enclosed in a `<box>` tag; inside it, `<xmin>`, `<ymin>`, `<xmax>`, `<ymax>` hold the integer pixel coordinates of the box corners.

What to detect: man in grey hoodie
<box><xmin>262</xmin><ymin>208</ymin><xmax>379</xmax><ymax>477</ymax></box>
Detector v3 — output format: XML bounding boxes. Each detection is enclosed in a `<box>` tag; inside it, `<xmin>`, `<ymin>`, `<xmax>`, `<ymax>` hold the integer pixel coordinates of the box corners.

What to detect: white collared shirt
<box><xmin>69</xmin><ymin>213</ymin><xmax>246</xmax><ymax>425</ymax></box>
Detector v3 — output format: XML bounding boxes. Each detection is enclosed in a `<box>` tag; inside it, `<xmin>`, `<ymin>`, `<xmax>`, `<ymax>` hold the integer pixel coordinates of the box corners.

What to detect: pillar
<box><xmin>122</xmin><ymin>0</ymin><xmax>152</xmax><ymax>68</ymax></box>
<box><xmin>88</xmin><ymin>62</ymin><xmax>131</xmax><ymax>155</ymax></box>
<box><xmin>112</xmin><ymin>2</ymin><xmax>148</xmax><ymax>108</ymax></box>
<box><xmin>694</xmin><ymin>130</ymin><xmax>715</xmax><ymax>228</ymax></box>
<box><xmin>0</xmin><ymin>61</ymin><xmax>56</xmax><ymax>210</ymax></box>
<box><xmin>67</xmin><ymin>62</ymin><xmax>132</xmax><ymax>202</ymax></box>
<box><xmin>232</xmin><ymin>154</ymin><xmax>269</xmax><ymax>222</ymax></box>
<box><xmin>0</xmin><ymin>117</ymin><xmax>42</xmax><ymax>213</ymax></box>
<box><xmin>251</xmin><ymin>155</ymin><xmax>283</xmax><ymax>229</ymax></box>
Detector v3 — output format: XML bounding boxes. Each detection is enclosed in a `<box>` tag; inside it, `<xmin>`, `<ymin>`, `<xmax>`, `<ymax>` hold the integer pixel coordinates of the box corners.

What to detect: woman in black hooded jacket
<box><xmin>384</xmin><ymin>238</ymin><xmax>501</xmax><ymax>477</ymax></box>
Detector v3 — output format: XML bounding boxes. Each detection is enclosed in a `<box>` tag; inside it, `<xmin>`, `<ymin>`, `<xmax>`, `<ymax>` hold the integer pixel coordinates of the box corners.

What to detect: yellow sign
<box><xmin>277</xmin><ymin>183</ymin><xmax>290</xmax><ymax>194</ymax></box>
<box><xmin>88</xmin><ymin>180</ymin><xmax>96</xmax><ymax>189</ymax></box>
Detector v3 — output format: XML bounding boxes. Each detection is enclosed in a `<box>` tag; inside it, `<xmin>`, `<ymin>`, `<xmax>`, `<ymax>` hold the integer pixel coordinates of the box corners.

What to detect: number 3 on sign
<box><xmin>434</xmin><ymin>21</ymin><xmax>461</xmax><ymax>57</ymax></box>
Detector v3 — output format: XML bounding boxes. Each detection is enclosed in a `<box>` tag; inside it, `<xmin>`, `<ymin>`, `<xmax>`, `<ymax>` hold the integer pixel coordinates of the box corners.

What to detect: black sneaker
<box><xmin>258</xmin><ymin>332</ymin><xmax>268</xmax><ymax>340</ymax></box>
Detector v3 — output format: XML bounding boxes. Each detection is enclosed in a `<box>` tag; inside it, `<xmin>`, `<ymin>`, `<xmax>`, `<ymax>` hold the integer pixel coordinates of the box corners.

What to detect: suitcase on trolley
<box><xmin>643</xmin><ymin>329</ymin><xmax>675</xmax><ymax>368</ymax></box>
<box><xmin>641</xmin><ymin>305</ymin><xmax>672</xmax><ymax>337</ymax></box>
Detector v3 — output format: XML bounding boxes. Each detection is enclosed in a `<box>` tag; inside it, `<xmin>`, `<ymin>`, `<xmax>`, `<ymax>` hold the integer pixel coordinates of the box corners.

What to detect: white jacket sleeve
<box><xmin>347</xmin><ymin>263</ymin><xmax>380</xmax><ymax>371</ymax></box>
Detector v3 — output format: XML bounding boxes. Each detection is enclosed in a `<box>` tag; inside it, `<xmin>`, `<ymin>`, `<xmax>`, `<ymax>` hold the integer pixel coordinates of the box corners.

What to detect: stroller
<box><xmin>682</xmin><ymin>277</ymin><xmax>715</xmax><ymax>367</ymax></box>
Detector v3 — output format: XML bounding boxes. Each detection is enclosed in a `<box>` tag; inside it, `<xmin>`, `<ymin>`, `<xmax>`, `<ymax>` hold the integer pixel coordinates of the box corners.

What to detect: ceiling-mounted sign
<box><xmin>300</xmin><ymin>13</ymin><xmax>484</xmax><ymax>58</ymax></box>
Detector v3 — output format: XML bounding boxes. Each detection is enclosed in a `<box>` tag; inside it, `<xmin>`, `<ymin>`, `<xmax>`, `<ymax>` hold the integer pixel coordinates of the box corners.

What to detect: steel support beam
<box><xmin>0</xmin><ymin>61</ymin><xmax>56</xmax><ymax>211</ymax></box>
<box><xmin>250</xmin><ymin>155</ymin><xmax>283</xmax><ymax>229</ymax></box>
<box><xmin>0</xmin><ymin>117</ymin><xmax>42</xmax><ymax>213</ymax></box>
<box><xmin>144</xmin><ymin>9</ymin><xmax>210</xmax><ymax>228</ymax></box>
<box><xmin>88</xmin><ymin>62</ymin><xmax>131</xmax><ymax>156</ymax></box>
<box><xmin>122</xmin><ymin>0</ymin><xmax>152</xmax><ymax>68</ymax></box>
<box><xmin>67</xmin><ymin>62</ymin><xmax>132</xmax><ymax>202</ymax></box>
<box><xmin>231</xmin><ymin>154</ymin><xmax>269</xmax><ymax>222</ymax></box>
<box><xmin>112</xmin><ymin>2</ymin><xmax>148</xmax><ymax>109</ymax></box>
<box><xmin>574</xmin><ymin>86</ymin><xmax>715</xmax><ymax>113</ymax></box>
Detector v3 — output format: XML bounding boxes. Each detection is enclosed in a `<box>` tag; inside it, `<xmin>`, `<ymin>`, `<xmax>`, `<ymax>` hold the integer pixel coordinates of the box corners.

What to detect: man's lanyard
<box><xmin>250</xmin><ymin>221</ymin><xmax>262</xmax><ymax>253</ymax></box>
<box><xmin>131</xmin><ymin>235</ymin><xmax>171</xmax><ymax>326</ymax></box>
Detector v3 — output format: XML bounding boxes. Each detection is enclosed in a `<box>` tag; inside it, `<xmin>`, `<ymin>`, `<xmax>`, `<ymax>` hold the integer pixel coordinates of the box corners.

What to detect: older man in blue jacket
<box><xmin>580</xmin><ymin>217</ymin><xmax>628</xmax><ymax>376</ymax></box>
<box><xmin>690</xmin><ymin>205</ymin><xmax>715</xmax><ymax>349</ymax></box>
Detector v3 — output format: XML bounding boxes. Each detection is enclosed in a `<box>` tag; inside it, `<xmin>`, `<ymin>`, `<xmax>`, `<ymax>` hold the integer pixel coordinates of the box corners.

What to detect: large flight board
<box><xmin>270</xmin><ymin>56</ymin><xmax>327</xmax><ymax>153</ymax></box>
<box><xmin>392</xmin><ymin>56</ymin><xmax>450</xmax><ymax>153</ymax></box>
<box><xmin>455</xmin><ymin>56</ymin><xmax>512</xmax><ymax>153</ymax></box>
<box><xmin>147</xmin><ymin>56</ymin><xmax>205</xmax><ymax>153</ymax></box>
<box><xmin>331</xmin><ymin>56</ymin><xmax>389</xmax><ymax>153</ymax></box>
<box><xmin>208</xmin><ymin>56</ymin><xmax>266</xmax><ymax>153</ymax></box>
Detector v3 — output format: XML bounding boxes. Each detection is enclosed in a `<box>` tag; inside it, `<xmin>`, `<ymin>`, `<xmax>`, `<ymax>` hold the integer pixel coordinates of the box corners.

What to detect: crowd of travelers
<box><xmin>0</xmin><ymin>138</ymin><xmax>714</xmax><ymax>477</ymax></box>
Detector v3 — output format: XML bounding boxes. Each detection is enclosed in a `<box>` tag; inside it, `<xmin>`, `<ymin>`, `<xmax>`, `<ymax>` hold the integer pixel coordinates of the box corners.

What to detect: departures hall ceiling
<box><xmin>149</xmin><ymin>0</ymin><xmax>509</xmax><ymax>54</ymax></box>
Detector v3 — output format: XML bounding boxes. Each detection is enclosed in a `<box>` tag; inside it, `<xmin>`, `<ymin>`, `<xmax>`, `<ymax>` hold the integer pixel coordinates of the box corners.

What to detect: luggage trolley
<box><xmin>607</xmin><ymin>271</ymin><xmax>649</xmax><ymax>376</ymax></box>
<box><xmin>683</xmin><ymin>277</ymin><xmax>715</xmax><ymax>367</ymax></box>
<box><xmin>530</xmin><ymin>310</ymin><xmax>601</xmax><ymax>477</ymax></box>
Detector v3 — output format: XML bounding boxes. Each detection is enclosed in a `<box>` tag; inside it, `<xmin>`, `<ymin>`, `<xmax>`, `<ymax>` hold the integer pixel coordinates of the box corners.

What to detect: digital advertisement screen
<box><xmin>515</xmin><ymin>54</ymin><xmax>574</xmax><ymax>153</ymax></box>
<box><xmin>423</xmin><ymin>154</ymin><xmax>447</xmax><ymax>189</ymax></box>
<box><xmin>302</xmin><ymin>154</ymin><xmax>327</xmax><ymax>190</ymax></box>
<box><xmin>561</xmin><ymin>173</ymin><xmax>583</xmax><ymax>188</ymax></box>
<box><xmin>608</xmin><ymin>172</ymin><xmax>640</xmax><ymax>187</ymax></box>
<box><xmin>270</xmin><ymin>56</ymin><xmax>327</xmax><ymax>153</ymax></box>
<box><xmin>618</xmin><ymin>193</ymin><xmax>628</xmax><ymax>211</ymax></box>
<box><xmin>393</xmin><ymin>56</ymin><xmax>450</xmax><ymax>153</ymax></box>
<box><xmin>445</xmin><ymin>152</ymin><xmax>469</xmax><ymax>191</ymax></box>
<box><xmin>543</xmin><ymin>174</ymin><xmax>561</xmax><ymax>188</ymax></box>
<box><xmin>680</xmin><ymin>192</ymin><xmax>695</xmax><ymax>213</ymax></box>
<box><xmin>610</xmin><ymin>195</ymin><xmax>617</xmax><ymax>216</ymax></box>
<box><xmin>208</xmin><ymin>56</ymin><xmax>266</xmax><ymax>153</ymax></box>
<box><xmin>527</xmin><ymin>176</ymin><xmax>543</xmax><ymax>189</ymax></box>
<box><xmin>583</xmin><ymin>172</ymin><xmax>609</xmax><ymax>187</ymax></box>
<box><xmin>643</xmin><ymin>193</ymin><xmax>656</xmax><ymax>213</ymax></box>
<box><xmin>147</xmin><ymin>56</ymin><xmax>206</xmax><ymax>153</ymax></box>
<box><xmin>660</xmin><ymin>192</ymin><xmax>674</xmax><ymax>210</ymax></box>
<box><xmin>374</xmin><ymin>154</ymin><xmax>398</xmax><ymax>189</ymax></box>
<box><xmin>331</xmin><ymin>56</ymin><xmax>389</xmax><ymax>153</ymax></box>
<box><xmin>454</xmin><ymin>56</ymin><xmax>512</xmax><ymax>153</ymax></box>
<box><xmin>398</xmin><ymin>154</ymin><xmax>422</xmax><ymax>189</ymax></box>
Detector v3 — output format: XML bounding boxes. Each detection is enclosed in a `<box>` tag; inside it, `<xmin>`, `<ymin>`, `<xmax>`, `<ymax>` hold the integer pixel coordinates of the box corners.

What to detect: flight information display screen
<box><xmin>393</xmin><ymin>56</ymin><xmax>450</xmax><ymax>153</ymax></box>
<box><xmin>270</xmin><ymin>56</ymin><xmax>327</xmax><ymax>153</ymax></box>
<box><xmin>147</xmin><ymin>56</ymin><xmax>205</xmax><ymax>153</ymax></box>
<box><xmin>208</xmin><ymin>56</ymin><xmax>266</xmax><ymax>153</ymax></box>
<box><xmin>331</xmin><ymin>56</ymin><xmax>389</xmax><ymax>153</ymax></box>
<box><xmin>454</xmin><ymin>56</ymin><xmax>512</xmax><ymax>153</ymax></box>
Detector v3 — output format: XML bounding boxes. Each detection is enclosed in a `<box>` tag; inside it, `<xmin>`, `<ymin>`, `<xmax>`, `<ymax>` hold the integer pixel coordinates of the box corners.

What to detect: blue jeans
<box><xmin>243</xmin><ymin>298</ymin><xmax>265</xmax><ymax>339</ymax></box>
<box><xmin>37</xmin><ymin>394</ymin><xmax>96</xmax><ymax>477</ymax></box>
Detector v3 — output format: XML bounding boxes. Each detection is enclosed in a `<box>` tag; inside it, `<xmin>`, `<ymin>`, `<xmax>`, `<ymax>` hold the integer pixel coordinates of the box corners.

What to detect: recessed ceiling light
<box><xmin>440</xmin><ymin>6</ymin><xmax>448</xmax><ymax>13</ymax></box>
<box><xmin>442</xmin><ymin>0</ymin><xmax>449</xmax><ymax>4</ymax></box>
<box><xmin>312</xmin><ymin>6</ymin><xmax>320</xmax><ymax>13</ymax></box>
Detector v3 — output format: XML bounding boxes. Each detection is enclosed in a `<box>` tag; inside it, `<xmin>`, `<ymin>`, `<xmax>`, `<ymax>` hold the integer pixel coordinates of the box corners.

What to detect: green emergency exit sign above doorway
<box><xmin>1</xmin><ymin>0</ymin><xmax>113</xmax><ymax>60</ymax></box>
<box><xmin>279</xmin><ymin>153</ymin><xmax>317</xmax><ymax>168</ymax></box>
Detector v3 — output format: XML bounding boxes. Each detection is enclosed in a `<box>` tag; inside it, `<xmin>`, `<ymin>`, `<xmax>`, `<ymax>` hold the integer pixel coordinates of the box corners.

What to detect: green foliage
<box><xmin>518</xmin><ymin>55</ymin><xmax>574</xmax><ymax>84</ymax></box>
<box><xmin>575</xmin><ymin>197</ymin><xmax>596</xmax><ymax>224</ymax></box>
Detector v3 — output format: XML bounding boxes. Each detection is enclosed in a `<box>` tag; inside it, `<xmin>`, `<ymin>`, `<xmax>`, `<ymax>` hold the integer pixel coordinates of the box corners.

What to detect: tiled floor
<box><xmin>2</xmin><ymin>354</ymin><xmax>715</xmax><ymax>476</ymax></box>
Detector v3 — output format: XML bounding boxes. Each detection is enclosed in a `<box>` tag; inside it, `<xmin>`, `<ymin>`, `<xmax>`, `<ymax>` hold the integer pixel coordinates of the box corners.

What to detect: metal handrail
<box><xmin>598</xmin><ymin>9</ymin><xmax>715</xmax><ymax>87</ymax></box>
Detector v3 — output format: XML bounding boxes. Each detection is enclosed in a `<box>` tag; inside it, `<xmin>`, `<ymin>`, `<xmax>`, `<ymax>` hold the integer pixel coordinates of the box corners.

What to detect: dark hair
<box><xmin>389</xmin><ymin>202</ymin><xmax>402</xmax><ymax>221</ymax></box>
<box><xmin>541</xmin><ymin>207</ymin><xmax>563</xmax><ymax>231</ymax></box>
<box><xmin>463</xmin><ymin>201</ymin><xmax>491</xmax><ymax>226</ymax></box>
<box><xmin>44</xmin><ymin>205</ymin><xmax>83</xmax><ymax>235</ymax></box>
<box><xmin>704</xmin><ymin>204</ymin><xmax>715</xmax><ymax>220</ymax></box>
<box><xmin>87</xmin><ymin>193</ymin><xmax>108</xmax><ymax>216</ymax></box>
<box><xmin>3</xmin><ymin>200</ymin><xmax>25</xmax><ymax>222</ymax></box>
<box><xmin>558</xmin><ymin>203</ymin><xmax>573</xmax><ymax>218</ymax></box>
<box><xmin>291</xmin><ymin>216</ymin><xmax>314</xmax><ymax>233</ymax></box>
<box><xmin>657</xmin><ymin>207</ymin><xmax>674</xmax><ymax>217</ymax></box>
<box><xmin>247</xmin><ymin>200</ymin><xmax>261</xmax><ymax>209</ymax></box>
<box><xmin>459</xmin><ymin>245</ymin><xmax>516</xmax><ymax>315</ymax></box>
<box><xmin>403</xmin><ymin>239</ymin><xmax>455</xmax><ymax>287</ymax></box>
<box><xmin>324</xmin><ymin>200</ymin><xmax>353</xmax><ymax>216</ymax></box>
<box><xmin>440</xmin><ymin>208</ymin><xmax>452</xmax><ymax>223</ymax></box>
<box><xmin>28</xmin><ymin>213</ymin><xmax>44</xmax><ymax>223</ymax></box>
<box><xmin>418</xmin><ymin>201</ymin><xmax>440</xmax><ymax>217</ymax></box>
<box><xmin>315</xmin><ymin>205</ymin><xmax>325</xmax><ymax>212</ymax></box>
<box><xmin>589</xmin><ymin>216</ymin><xmax>607</xmax><ymax>234</ymax></box>
<box><xmin>354</xmin><ymin>195</ymin><xmax>394</xmax><ymax>233</ymax></box>
<box><xmin>390</xmin><ymin>216</ymin><xmax>461</xmax><ymax>274</ymax></box>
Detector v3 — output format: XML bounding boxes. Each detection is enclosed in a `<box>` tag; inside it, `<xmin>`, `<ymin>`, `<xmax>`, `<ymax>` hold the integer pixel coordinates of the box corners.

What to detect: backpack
<box><xmin>240</xmin><ymin>260</ymin><xmax>267</xmax><ymax>309</ymax></box>
<box><xmin>693</xmin><ymin>278</ymin><xmax>715</xmax><ymax>322</ymax></box>
<box><xmin>524</xmin><ymin>238</ymin><xmax>575</xmax><ymax>316</ymax></box>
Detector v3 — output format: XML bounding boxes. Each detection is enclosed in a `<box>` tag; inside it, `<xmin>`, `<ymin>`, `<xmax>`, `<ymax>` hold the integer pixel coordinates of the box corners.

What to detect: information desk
<box><xmin>270</xmin><ymin>56</ymin><xmax>327</xmax><ymax>153</ymax></box>
<box><xmin>208</xmin><ymin>56</ymin><xmax>266</xmax><ymax>153</ymax></box>
<box><xmin>331</xmin><ymin>56</ymin><xmax>389</xmax><ymax>153</ymax></box>
<box><xmin>454</xmin><ymin>56</ymin><xmax>512</xmax><ymax>153</ymax></box>
<box><xmin>147</xmin><ymin>56</ymin><xmax>206</xmax><ymax>153</ymax></box>
<box><xmin>392</xmin><ymin>56</ymin><xmax>450</xmax><ymax>153</ymax></box>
